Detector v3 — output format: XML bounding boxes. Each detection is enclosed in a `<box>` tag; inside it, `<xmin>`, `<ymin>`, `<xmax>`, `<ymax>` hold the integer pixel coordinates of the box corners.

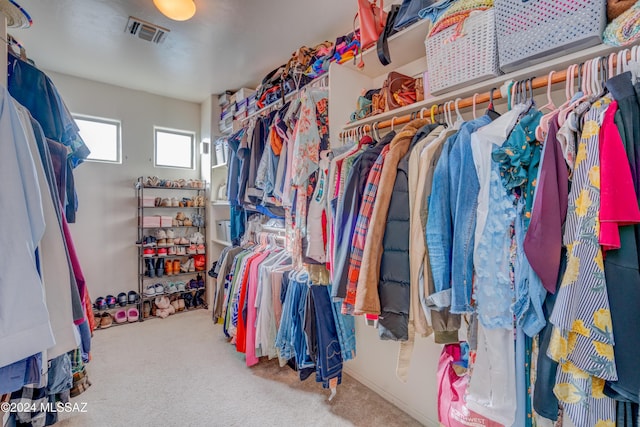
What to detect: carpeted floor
<box><xmin>57</xmin><ymin>309</ymin><xmax>421</xmax><ymax>427</ymax></box>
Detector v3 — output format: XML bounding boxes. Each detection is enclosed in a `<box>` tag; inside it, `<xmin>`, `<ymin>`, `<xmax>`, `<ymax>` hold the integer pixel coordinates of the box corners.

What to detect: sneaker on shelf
<box><xmin>187</xmin><ymin>244</ymin><xmax>197</xmax><ymax>255</ymax></box>
<box><xmin>117</xmin><ymin>292</ymin><xmax>128</xmax><ymax>307</ymax></box>
<box><xmin>94</xmin><ymin>297</ymin><xmax>107</xmax><ymax>311</ymax></box>
<box><xmin>143</xmin><ymin>247</ymin><xmax>156</xmax><ymax>258</ymax></box>
<box><xmin>157</xmin><ymin>248</ymin><xmax>168</xmax><ymax>257</ymax></box>
<box><xmin>171</xmin><ymin>197</ymin><xmax>179</xmax><ymax>207</ymax></box>
<box><xmin>168</xmin><ymin>246</ymin><xmax>177</xmax><ymax>256</ymax></box>
<box><xmin>176</xmin><ymin>281</ymin><xmax>186</xmax><ymax>292</ymax></box>
<box><xmin>156</xmin><ymin>229</ymin><xmax>167</xmax><ymax>240</ymax></box>
<box><xmin>176</xmin><ymin>246</ymin><xmax>186</xmax><ymax>256</ymax></box>
<box><xmin>157</xmin><ymin>238</ymin><xmax>167</xmax><ymax>247</ymax></box>
<box><xmin>128</xmin><ymin>291</ymin><xmax>140</xmax><ymax>305</ymax></box>
<box><xmin>196</xmin><ymin>244</ymin><xmax>206</xmax><ymax>254</ymax></box>
<box><xmin>105</xmin><ymin>295</ymin><xmax>117</xmax><ymax>309</ymax></box>
<box><xmin>183</xmin><ymin>218</ymin><xmax>193</xmax><ymax>227</ymax></box>
<box><xmin>188</xmin><ymin>258</ymin><xmax>196</xmax><ymax>272</ymax></box>
<box><xmin>180</xmin><ymin>258</ymin><xmax>192</xmax><ymax>273</ymax></box>
<box><xmin>192</xmin><ymin>232</ymin><xmax>205</xmax><ymax>245</ymax></box>
<box><xmin>166</xmin><ymin>229</ymin><xmax>175</xmax><ymax>239</ymax></box>
<box><xmin>143</xmin><ymin>285</ymin><xmax>156</xmax><ymax>297</ymax></box>
<box><xmin>166</xmin><ymin>282</ymin><xmax>178</xmax><ymax>294</ymax></box>
<box><xmin>160</xmin><ymin>198</ymin><xmax>171</xmax><ymax>207</ymax></box>
<box><xmin>179</xmin><ymin>237</ymin><xmax>189</xmax><ymax>245</ymax></box>
<box><xmin>154</xmin><ymin>283</ymin><xmax>165</xmax><ymax>295</ymax></box>
<box><xmin>173</xmin><ymin>237</ymin><xmax>181</xmax><ymax>245</ymax></box>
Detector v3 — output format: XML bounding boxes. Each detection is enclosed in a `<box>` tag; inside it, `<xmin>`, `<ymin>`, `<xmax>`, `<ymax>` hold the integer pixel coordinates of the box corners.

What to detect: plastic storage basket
<box><xmin>495</xmin><ymin>0</ymin><xmax>607</xmax><ymax>73</ymax></box>
<box><xmin>425</xmin><ymin>8</ymin><xmax>501</xmax><ymax>95</ymax></box>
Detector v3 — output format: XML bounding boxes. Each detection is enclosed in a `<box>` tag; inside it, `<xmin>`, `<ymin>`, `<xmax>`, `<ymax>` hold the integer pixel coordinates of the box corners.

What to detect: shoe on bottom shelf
<box><xmin>114</xmin><ymin>310</ymin><xmax>127</xmax><ymax>324</ymax></box>
<box><xmin>143</xmin><ymin>301</ymin><xmax>151</xmax><ymax>318</ymax></box>
<box><xmin>127</xmin><ymin>307</ymin><xmax>139</xmax><ymax>322</ymax></box>
<box><xmin>99</xmin><ymin>313</ymin><xmax>113</xmax><ymax>328</ymax></box>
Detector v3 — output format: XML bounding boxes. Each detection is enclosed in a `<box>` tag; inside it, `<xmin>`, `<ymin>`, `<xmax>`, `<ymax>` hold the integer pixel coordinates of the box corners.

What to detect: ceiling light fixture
<box><xmin>153</xmin><ymin>0</ymin><xmax>196</xmax><ymax>21</ymax></box>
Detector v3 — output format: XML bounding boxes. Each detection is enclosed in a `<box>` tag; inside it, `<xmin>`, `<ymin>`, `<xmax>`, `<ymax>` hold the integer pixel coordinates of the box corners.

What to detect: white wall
<box><xmin>46</xmin><ymin>71</ymin><xmax>201</xmax><ymax>301</ymax></box>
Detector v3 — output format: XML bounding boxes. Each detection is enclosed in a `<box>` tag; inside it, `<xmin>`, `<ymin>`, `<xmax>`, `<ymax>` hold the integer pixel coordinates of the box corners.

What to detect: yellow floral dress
<box><xmin>547</xmin><ymin>97</ymin><xmax>616</xmax><ymax>426</ymax></box>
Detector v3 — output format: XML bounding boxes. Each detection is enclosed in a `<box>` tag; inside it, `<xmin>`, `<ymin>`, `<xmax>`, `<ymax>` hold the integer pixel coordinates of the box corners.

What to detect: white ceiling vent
<box><xmin>126</xmin><ymin>17</ymin><xmax>169</xmax><ymax>44</ymax></box>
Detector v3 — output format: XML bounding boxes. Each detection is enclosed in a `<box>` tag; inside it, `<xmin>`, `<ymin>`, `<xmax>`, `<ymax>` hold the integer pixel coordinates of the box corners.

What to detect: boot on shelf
<box><xmin>156</xmin><ymin>258</ymin><xmax>165</xmax><ymax>278</ymax></box>
<box><xmin>145</xmin><ymin>258</ymin><xmax>156</xmax><ymax>278</ymax></box>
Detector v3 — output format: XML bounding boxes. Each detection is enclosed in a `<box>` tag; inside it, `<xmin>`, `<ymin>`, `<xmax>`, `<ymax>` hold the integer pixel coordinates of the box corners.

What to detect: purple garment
<box><xmin>46</xmin><ymin>138</ymin><xmax>67</xmax><ymax>207</ymax></box>
<box><xmin>61</xmin><ymin>210</ymin><xmax>87</xmax><ymax>323</ymax></box>
<box><xmin>523</xmin><ymin>115</ymin><xmax>568</xmax><ymax>294</ymax></box>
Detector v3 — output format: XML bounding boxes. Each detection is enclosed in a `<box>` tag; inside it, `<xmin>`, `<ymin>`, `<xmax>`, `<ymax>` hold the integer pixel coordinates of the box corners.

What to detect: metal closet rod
<box><xmin>341</xmin><ymin>49</ymin><xmax>634</xmax><ymax>137</ymax></box>
<box><xmin>241</xmin><ymin>73</ymin><xmax>329</xmax><ymax>123</ymax></box>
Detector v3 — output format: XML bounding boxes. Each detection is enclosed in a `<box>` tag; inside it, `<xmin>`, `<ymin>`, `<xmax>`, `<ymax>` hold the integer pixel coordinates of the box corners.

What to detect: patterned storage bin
<box><xmin>425</xmin><ymin>8</ymin><xmax>501</xmax><ymax>95</ymax></box>
<box><xmin>495</xmin><ymin>0</ymin><xmax>607</xmax><ymax>73</ymax></box>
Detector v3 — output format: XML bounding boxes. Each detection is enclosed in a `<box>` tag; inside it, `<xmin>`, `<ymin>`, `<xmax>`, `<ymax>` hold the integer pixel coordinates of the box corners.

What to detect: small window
<box><xmin>154</xmin><ymin>127</ymin><xmax>195</xmax><ymax>169</ymax></box>
<box><xmin>73</xmin><ymin>115</ymin><xmax>121</xmax><ymax>163</ymax></box>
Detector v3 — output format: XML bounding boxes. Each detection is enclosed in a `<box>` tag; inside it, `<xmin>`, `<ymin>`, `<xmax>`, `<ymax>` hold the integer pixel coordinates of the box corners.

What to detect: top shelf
<box><xmin>141</xmin><ymin>185</ymin><xmax>205</xmax><ymax>191</ymax></box>
<box><xmin>343</xmin><ymin>43</ymin><xmax>621</xmax><ymax>130</ymax></box>
<box><xmin>341</xmin><ymin>19</ymin><xmax>431</xmax><ymax>79</ymax></box>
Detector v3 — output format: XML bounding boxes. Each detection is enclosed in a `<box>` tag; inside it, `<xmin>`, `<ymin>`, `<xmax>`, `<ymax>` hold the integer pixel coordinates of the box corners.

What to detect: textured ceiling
<box><xmin>9</xmin><ymin>0</ymin><xmax>356</xmax><ymax>103</ymax></box>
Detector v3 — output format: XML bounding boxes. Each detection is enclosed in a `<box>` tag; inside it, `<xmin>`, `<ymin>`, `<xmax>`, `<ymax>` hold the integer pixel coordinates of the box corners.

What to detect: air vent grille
<box><xmin>126</xmin><ymin>17</ymin><xmax>169</xmax><ymax>44</ymax></box>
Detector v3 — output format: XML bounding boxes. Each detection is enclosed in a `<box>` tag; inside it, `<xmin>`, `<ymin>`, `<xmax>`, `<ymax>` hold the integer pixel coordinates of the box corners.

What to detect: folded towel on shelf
<box><xmin>604</xmin><ymin>1</ymin><xmax>640</xmax><ymax>46</ymax></box>
<box><xmin>427</xmin><ymin>0</ymin><xmax>494</xmax><ymax>37</ymax></box>
<box><xmin>418</xmin><ymin>0</ymin><xmax>457</xmax><ymax>23</ymax></box>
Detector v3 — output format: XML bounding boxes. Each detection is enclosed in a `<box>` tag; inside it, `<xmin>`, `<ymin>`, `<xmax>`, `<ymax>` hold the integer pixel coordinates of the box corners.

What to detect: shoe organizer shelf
<box><xmin>135</xmin><ymin>177</ymin><xmax>208</xmax><ymax>321</ymax></box>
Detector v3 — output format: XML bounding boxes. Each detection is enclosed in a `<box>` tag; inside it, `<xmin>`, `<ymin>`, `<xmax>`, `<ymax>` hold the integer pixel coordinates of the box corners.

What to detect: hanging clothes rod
<box><xmin>339</xmin><ymin>47</ymin><xmax>637</xmax><ymax>139</ymax></box>
<box><xmin>241</xmin><ymin>73</ymin><xmax>329</xmax><ymax>124</ymax></box>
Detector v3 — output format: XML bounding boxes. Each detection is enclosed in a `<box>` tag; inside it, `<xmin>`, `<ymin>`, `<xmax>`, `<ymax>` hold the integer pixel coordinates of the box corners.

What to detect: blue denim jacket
<box><xmin>427</xmin><ymin>116</ymin><xmax>491</xmax><ymax>313</ymax></box>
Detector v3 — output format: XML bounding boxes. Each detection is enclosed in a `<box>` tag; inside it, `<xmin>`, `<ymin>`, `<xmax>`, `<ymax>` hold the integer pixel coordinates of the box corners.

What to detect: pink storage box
<box><xmin>141</xmin><ymin>216</ymin><xmax>161</xmax><ymax>228</ymax></box>
<box><xmin>160</xmin><ymin>216</ymin><xmax>173</xmax><ymax>227</ymax></box>
<box><xmin>142</xmin><ymin>196</ymin><xmax>156</xmax><ymax>207</ymax></box>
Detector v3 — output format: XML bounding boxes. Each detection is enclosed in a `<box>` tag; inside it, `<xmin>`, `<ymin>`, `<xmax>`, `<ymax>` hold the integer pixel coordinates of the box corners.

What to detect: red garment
<box><xmin>599</xmin><ymin>101</ymin><xmax>640</xmax><ymax>251</ymax></box>
<box><xmin>235</xmin><ymin>252</ymin><xmax>262</xmax><ymax>353</ymax></box>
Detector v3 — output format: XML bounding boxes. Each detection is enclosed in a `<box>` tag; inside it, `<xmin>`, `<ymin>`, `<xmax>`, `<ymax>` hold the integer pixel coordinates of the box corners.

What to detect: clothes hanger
<box><xmin>373</xmin><ymin>121</ymin><xmax>381</xmax><ymax>141</ymax></box>
<box><xmin>472</xmin><ymin>93</ymin><xmax>479</xmax><ymax>119</ymax></box>
<box><xmin>431</xmin><ymin>104</ymin><xmax>438</xmax><ymax>124</ymax></box>
<box><xmin>535</xmin><ymin>71</ymin><xmax>558</xmax><ymax>142</ymax></box>
<box><xmin>558</xmin><ymin>61</ymin><xmax>591</xmax><ymax>126</ymax></box>
<box><xmin>453</xmin><ymin>98</ymin><xmax>464</xmax><ymax>129</ymax></box>
<box><xmin>419</xmin><ymin>107</ymin><xmax>428</xmax><ymax>121</ymax></box>
<box><xmin>390</xmin><ymin>117</ymin><xmax>397</xmax><ymax>132</ymax></box>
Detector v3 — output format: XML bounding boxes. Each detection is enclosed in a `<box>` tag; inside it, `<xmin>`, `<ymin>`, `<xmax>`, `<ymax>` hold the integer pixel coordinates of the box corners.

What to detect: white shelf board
<box><xmin>211</xmin><ymin>200</ymin><xmax>230</xmax><ymax>206</ymax></box>
<box><xmin>343</xmin><ymin>43</ymin><xmax>622</xmax><ymax>131</ymax></box>
<box><xmin>211</xmin><ymin>238</ymin><xmax>232</xmax><ymax>246</ymax></box>
<box><xmin>211</xmin><ymin>163</ymin><xmax>228</xmax><ymax>170</ymax></box>
<box><xmin>342</xmin><ymin>19</ymin><xmax>431</xmax><ymax>78</ymax></box>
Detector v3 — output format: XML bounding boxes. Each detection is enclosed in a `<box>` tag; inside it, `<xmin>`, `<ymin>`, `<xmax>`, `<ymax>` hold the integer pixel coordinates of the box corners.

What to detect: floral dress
<box><xmin>548</xmin><ymin>96</ymin><xmax>616</xmax><ymax>427</ymax></box>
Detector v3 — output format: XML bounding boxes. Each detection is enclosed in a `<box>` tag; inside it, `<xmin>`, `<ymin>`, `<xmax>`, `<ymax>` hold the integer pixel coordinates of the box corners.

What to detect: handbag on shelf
<box><xmin>393</xmin><ymin>0</ymin><xmax>433</xmax><ymax>31</ymax></box>
<box><xmin>371</xmin><ymin>87</ymin><xmax>387</xmax><ymax>115</ymax></box>
<box><xmin>607</xmin><ymin>0</ymin><xmax>636</xmax><ymax>21</ymax></box>
<box><xmin>415</xmin><ymin>76</ymin><xmax>424</xmax><ymax>102</ymax></box>
<box><xmin>355</xmin><ymin>0</ymin><xmax>387</xmax><ymax>50</ymax></box>
<box><xmin>385</xmin><ymin>71</ymin><xmax>417</xmax><ymax>110</ymax></box>
<box><xmin>376</xmin><ymin>3</ymin><xmax>401</xmax><ymax>66</ymax></box>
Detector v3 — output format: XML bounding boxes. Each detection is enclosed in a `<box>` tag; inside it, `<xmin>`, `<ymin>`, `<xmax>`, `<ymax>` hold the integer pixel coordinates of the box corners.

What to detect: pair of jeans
<box><xmin>311</xmin><ymin>285</ymin><xmax>343</xmax><ymax>388</ymax></box>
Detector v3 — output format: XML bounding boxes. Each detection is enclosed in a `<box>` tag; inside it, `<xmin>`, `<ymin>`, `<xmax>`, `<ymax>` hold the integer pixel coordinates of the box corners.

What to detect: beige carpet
<box><xmin>57</xmin><ymin>309</ymin><xmax>421</xmax><ymax>427</ymax></box>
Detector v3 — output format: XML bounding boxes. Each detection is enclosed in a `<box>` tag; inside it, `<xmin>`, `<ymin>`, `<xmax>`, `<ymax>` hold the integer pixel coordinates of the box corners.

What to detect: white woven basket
<box><xmin>425</xmin><ymin>8</ymin><xmax>501</xmax><ymax>95</ymax></box>
<box><xmin>495</xmin><ymin>0</ymin><xmax>606</xmax><ymax>73</ymax></box>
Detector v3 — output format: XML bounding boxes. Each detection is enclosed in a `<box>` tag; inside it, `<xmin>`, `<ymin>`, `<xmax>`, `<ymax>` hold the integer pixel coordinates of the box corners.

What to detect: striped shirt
<box><xmin>342</xmin><ymin>145</ymin><xmax>391</xmax><ymax>315</ymax></box>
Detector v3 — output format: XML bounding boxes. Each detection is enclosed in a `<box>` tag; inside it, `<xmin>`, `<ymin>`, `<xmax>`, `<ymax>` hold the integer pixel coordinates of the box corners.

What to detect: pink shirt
<box><xmin>245</xmin><ymin>251</ymin><xmax>270</xmax><ymax>367</ymax></box>
<box><xmin>599</xmin><ymin>101</ymin><xmax>640</xmax><ymax>251</ymax></box>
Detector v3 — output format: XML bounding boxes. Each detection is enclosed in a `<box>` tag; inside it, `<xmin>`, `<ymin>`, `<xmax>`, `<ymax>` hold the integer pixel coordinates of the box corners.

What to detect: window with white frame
<box><xmin>73</xmin><ymin>115</ymin><xmax>121</xmax><ymax>163</ymax></box>
<box><xmin>154</xmin><ymin>127</ymin><xmax>195</xmax><ymax>169</ymax></box>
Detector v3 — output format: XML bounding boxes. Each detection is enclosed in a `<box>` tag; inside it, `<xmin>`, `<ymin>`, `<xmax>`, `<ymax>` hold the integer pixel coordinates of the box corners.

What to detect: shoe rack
<box><xmin>135</xmin><ymin>177</ymin><xmax>208</xmax><ymax>321</ymax></box>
